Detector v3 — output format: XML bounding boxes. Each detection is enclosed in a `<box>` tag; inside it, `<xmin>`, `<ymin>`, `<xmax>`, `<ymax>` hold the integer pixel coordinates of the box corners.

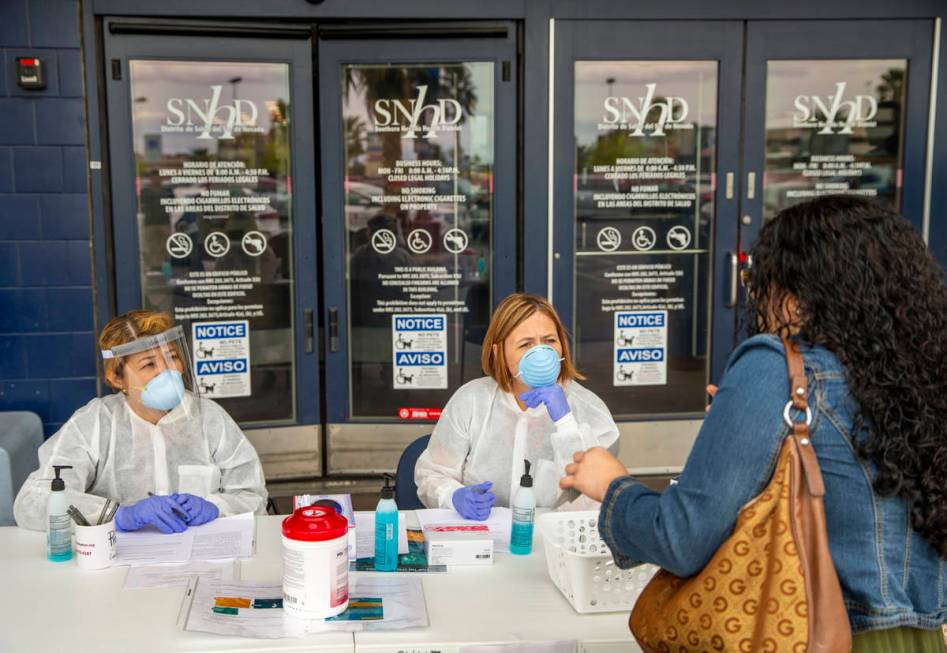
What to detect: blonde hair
<box><xmin>99</xmin><ymin>310</ymin><xmax>176</xmax><ymax>390</ymax></box>
<box><xmin>481</xmin><ymin>293</ymin><xmax>584</xmax><ymax>392</ymax></box>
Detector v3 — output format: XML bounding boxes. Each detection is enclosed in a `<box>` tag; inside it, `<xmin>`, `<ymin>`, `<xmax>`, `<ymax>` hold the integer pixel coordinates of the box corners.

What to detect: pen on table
<box><xmin>147</xmin><ymin>492</ymin><xmax>190</xmax><ymax>522</ymax></box>
<box><xmin>103</xmin><ymin>502</ymin><xmax>120</xmax><ymax>524</ymax></box>
<box><xmin>67</xmin><ymin>505</ymin><xmax>90</xmax><ymax>527</ymax></box>
<box><xmin>96</xmin><ymin>499</ymin><xmax>111</xmax><ymax>526</ymax></box>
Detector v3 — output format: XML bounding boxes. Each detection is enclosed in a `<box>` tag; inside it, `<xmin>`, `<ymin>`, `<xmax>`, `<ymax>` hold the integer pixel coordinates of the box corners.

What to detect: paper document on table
<box><xmin>415</xmin><ymin>507</ymin><xmax>512</xmax><ymax>552</ymax></box>
<box><xmin>190</xmin><ymin>513</ymin><xmax>255</xmax><ymax>560</ymax></box>
<box><xmin>114</xmin><ymin>530</ymin><xmax>190</xmax><ymax>565</ymax></box>
<box><xmin>123</xmin><ymin>560</ymin><xmax>238</xmax><ymax>589</ymax></box>
<box><xmin>354</xmin><ymin>511</ymin><xmax>409</xmax><ymax>559</ymax></box>
<box><xmin>115</xmin><ymin>513</ymin><xmax>255</xmax><ymax>566</ymax></box>
<box><xmin>461</xmin><ymin>641</ymin><xmax>577</xmax><ymax>653</ymax></box>
<box><xmin>182</xmin><ymin>576</ymin><xmax>428</xmax><ymax>638</ymax></box>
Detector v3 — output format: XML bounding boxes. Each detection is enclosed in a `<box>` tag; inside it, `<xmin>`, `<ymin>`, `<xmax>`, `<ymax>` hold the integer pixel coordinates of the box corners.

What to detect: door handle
<box><xmin>328</xmin><ymin>307</ymin><xmax>339</xmax><ymax>353</ymax></box>
<box><xmin>304</xmin><ymin>308</ymin><xmax>314</xmax><ymax>354</ymax></box>
<box><xmin>726</xmin><ymin>252</ymin><xmax>739</xmax><ymax>308</ymax></box>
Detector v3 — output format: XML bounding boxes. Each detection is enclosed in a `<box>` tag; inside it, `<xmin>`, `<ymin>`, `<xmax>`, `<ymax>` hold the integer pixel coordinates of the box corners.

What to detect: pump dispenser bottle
<box><xmin>47</xmin><ymin>465</ymin><xmax>73</xmax><ymax>562</ymax></box>
<box><xmin>510</xmin><ymin>459</ymin><xmax>536</xmax><ymax>555</ymax></box>
<box><xmin>373</xmin><ymin>473</ymin><xmax>399</xmax><ymax>571</ymax></box>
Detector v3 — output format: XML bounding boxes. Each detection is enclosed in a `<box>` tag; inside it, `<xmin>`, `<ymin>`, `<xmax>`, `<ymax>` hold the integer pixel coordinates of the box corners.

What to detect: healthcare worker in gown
<box><xmin>415</xmin><ymin>293</ymin><xmax>620</xmax><ymax>519</ymax></box>
<box><xmin>14</xmin><ymin>310</ymin><xmax>268</xmax><ymax>533</ymax></box>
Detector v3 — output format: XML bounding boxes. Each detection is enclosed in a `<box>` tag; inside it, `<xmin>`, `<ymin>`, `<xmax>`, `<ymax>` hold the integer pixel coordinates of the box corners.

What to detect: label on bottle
<box><xmin>511</xmin><ymin>506</ymin><xmax>535</xmax><ymax>551</ymax></box>
<box><xmin>48</xmin><ymin>514</ymin><xmax>72</xmax><ymax>555</ymax></box>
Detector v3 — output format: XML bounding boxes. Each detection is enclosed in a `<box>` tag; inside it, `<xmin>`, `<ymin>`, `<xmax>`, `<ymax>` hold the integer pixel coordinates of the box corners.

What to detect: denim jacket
<box><xmin>600</xmin><ymin>334</ymin><xmax>947</xmax><ymax>633</ymax></box>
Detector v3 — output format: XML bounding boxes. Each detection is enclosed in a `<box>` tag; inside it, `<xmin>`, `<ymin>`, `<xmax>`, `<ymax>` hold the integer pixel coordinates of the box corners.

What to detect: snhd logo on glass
<box><xmin>601</xmin><ymin>83</ymin><xmax>690</xmax><ymax>136</ymax></box>
<box><xmin>372</xmin><ymin>84</ymin><xmax>462</xmax><ymax>139</ymax></box>
<box><xmin>793</xmin><ymin>82</ymin><xmax>878</xmax><ymax>135</ymax></box>
<box><xmin>164</xmin><ymin>85</ymin><xmax>261</xmax><ymax>140</ymax></box>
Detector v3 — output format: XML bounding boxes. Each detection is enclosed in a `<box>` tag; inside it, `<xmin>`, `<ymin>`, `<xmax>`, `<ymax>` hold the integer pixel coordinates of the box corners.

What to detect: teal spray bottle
<box><xmin>510</xmin><ymin>459</ymin><xmax>536</xmax><ymax>555</ymax></box>
<box><xmin>374</xmin><ymin>473</ymin><xmax>399</xmax><ymax>571</ymax></box>
<box><xmin>47</xmin><ymin>465</ymin><xmax>73</xmax><ymax>562</ymax></box>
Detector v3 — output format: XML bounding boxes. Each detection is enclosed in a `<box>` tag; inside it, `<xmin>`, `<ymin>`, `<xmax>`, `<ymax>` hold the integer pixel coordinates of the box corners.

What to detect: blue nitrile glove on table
<box><xmin>115</xmin><ymin>495</ymin><xmax>189</xmax><ymax>533</ymax></box>
<box><xmin>172</xmin><ymin>493</ymin><xmax>220</xmax><ymax>527</ymax></box>
<box><xmin>520</xmin><ymin>385</ymin><xmax>571</xmax><ymax>422</ymax></box>
<box><xmin>452</xmin><ymin>481</ymin><xmax>496</xmax><ymax>521</ymax></box>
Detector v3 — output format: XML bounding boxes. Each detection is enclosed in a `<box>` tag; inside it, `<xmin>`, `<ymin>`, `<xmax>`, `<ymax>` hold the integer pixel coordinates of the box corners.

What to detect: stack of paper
<box><xmin>114</xmin><ymin>513</ymin><xmax>255</xmax><ymax>566</ymax></box>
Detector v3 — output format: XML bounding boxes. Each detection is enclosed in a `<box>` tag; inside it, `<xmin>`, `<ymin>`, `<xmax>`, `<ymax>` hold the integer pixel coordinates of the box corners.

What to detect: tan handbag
<box><xmin>629</xmin><ymin>339</ymin><xmax>851</xmax><ymax>653</ymax></box>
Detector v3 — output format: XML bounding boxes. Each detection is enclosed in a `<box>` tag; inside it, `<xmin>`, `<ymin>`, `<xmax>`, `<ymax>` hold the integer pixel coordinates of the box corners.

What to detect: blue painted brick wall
<box><xmin>0</xmin><ymin>0</ymin><xmax>94</xmax><ymax>437</ymax></box>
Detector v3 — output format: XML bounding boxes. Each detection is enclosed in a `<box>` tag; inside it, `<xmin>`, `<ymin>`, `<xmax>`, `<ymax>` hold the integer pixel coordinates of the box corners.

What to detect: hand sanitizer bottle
<box><xmin>510</xmin><ymin>459</ymin><xmax>535</xmax><ymax>555</ymax></box>
<box><xmin>47</xmin><ymin>465</ymin><xmax>73</xmax><ymax>562</ymax></box>
<box><xmin>373</xmin><ymin>474</ymin><xmax>399</xmax><ymax>571</ymax></box>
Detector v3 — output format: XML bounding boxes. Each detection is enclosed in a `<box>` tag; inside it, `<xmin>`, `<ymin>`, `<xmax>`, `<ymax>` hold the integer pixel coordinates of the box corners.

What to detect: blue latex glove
<box><xmin>520</xmin><ymin>385</ymin><xmax>571</xmax><ymax>422</ymax></box>
<box><xmin>171</xmin><ymin>493</ymin><xmax>220</xmax><ymax>527</ymax></box>
<box><xmin>451</xmin><ymin>481</ymin><xmax>496</xmax><ymax>521</ymax></box>
<box><xmin>115</xmin><ymin>495</ymin><xmax>188</xmax><ymax>534</ymax></box>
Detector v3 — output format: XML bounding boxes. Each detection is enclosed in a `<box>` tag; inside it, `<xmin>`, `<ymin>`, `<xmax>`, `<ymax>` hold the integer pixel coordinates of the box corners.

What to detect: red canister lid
<box><xmin>282</xmin><ymin>506</ymin><xmax>348</xmax><ymax>542</ymax></box>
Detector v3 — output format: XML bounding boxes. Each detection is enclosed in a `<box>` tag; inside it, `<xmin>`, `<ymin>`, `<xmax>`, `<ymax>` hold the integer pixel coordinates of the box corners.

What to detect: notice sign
<box><xmin>614</xmin><ymin>311</ymin><xmax>667</xmax><ymax>387</ymax></box>
<box><xmin>192</xmin><ymin>321</ymin><xmax>251</xmax><ymax>398</ymax></box>
<box><xmin>392</xmin><ymin>314</ymin><xmax>448</xmax><ymax>390</ymax></box>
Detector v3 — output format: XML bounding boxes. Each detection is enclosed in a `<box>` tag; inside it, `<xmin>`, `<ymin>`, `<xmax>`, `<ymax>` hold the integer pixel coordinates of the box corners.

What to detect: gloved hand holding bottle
<box><xmin>115</xmin><ymin>495</ymin><xmax>189</xmax><ymax>534</ymax></box>
<box><xmin>171</xmin><ymin>492</ymin><xmax>219</xmax><ymax>526</ymax></box>
<box><xmin>451</xmin><ymin>481</ymin><xmax>496</xmax><ymax>520</ymax></box>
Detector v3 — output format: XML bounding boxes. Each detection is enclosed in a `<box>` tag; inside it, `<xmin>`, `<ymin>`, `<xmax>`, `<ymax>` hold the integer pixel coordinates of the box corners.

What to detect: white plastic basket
<box><xmin>537</xmin><ymin>510</ymin><xmax>658</xmax><ymax>614</ymax></box>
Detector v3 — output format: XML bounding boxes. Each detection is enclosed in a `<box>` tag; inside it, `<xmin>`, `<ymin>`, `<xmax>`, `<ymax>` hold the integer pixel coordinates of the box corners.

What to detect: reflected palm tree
<box><xmin>343</xmin><ymin>65</ymin><xmax>478</xmax><ymax>165</ymax></box>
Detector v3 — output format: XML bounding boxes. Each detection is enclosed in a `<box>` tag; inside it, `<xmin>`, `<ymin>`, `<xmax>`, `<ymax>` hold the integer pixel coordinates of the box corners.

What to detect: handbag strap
<box><xmin>782</xmin><ymin>338</ymin><xmax>826</xmax><ymax>498</ymax></box>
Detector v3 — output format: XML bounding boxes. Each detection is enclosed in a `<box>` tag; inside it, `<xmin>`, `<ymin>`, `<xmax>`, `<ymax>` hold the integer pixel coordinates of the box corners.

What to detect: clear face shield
<box><xmin>101</xmin><ymin>325</ymin><xmax>200</xmax><ymax>419</ymax></box>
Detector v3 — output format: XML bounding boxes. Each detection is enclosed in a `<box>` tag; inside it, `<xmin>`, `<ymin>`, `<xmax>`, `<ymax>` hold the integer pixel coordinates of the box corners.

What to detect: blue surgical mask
<box><xmin>516</xmin><ymin>344</ymin><xmax>563</xmax><ymax>388</ymax></box>
<box><xmin>137</xmin><ymin>369</ymin><xmax>186</xmax><ymax>411</ymax></box>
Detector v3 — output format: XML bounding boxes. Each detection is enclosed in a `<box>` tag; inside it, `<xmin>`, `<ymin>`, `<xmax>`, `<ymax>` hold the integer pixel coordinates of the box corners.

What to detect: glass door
<box><xmin>552</xmin><ymin>21</ymin><xmax>744</xmax><ymax>473</ymax></box>
<box><xmin>103</xmin><ymin>24</ymin><xmax>321</xmax><ymax>478</ymax></box>
<box><xmin>318</xmin><ymin>27</ymin><xmax>518</xmax><ymax>474</ymax></box>
<box><xmin>741</xmin><ymin>20</ymin><xmax>934</xmax><ymax>243</ymax></box>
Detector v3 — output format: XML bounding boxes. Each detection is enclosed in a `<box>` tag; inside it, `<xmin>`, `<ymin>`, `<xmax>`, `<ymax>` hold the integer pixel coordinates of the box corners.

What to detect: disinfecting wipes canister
<box><xmin>281</xmin><ymin>506</ymin><xmax>350</xmax><ymax>620</ymax></box>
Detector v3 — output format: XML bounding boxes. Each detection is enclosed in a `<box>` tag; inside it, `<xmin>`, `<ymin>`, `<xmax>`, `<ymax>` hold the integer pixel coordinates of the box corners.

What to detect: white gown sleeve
<box><xmin>13</xmin><ymin>418</ymin><xmax>107</xmax><ymax>532</ymax></box>
<box><xmin>414</xmin><ymin>395</ymin><xmax>470</xmax><ymax>510</ymax></box>
<box><xmin>202</xmin><ymin>409</ymin><xmax>268</xmax><ymax>516</ymax></box>
<box><xmin>549</xmin><ymin>400</ymin><xmax>621</xmax><ymax>472</ymax></box>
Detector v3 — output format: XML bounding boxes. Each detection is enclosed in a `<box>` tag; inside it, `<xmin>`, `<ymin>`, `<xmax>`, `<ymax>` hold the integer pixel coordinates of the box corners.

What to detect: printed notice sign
<box><xmin>192</xmin><ymin>321</ymin><xmax>251</xmax><ymax>398</ymax></box>
<box><xmin>614</xmin><ymin>311</ymin><xmax>667</xmax><ymax>386</ymax></box>
<box><xmin>392</xmin><ymin>314</ymin><xmax>448</xmax><ymax>389</ymax></box>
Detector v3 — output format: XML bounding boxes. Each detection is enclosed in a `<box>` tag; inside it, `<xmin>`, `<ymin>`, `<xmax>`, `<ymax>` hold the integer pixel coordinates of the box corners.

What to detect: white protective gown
<box><xmin>14</xmin><ymin>392</ymin><xmax>268</xmax><ymax>531</ymax></box>
<box><xmin>415</xmin><ymin>377</ymin><xmax>620</xmax><ymax>509</ymax></box>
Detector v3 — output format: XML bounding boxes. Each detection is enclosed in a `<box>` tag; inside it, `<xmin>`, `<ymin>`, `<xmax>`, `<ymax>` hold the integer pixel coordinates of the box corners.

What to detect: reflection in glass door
<box><xmin>103</xmin><ymin>30</ymin><xmax>319</xmax><ymax>429</ymax></box>
<box><xmin>319</xmin><ymin>31</ymin><xmax>517</xmax><ymax>473</ymax></box>
<box><xmin>341</xmin><ymin>62</ymin><xmax>496</xmax><ymax>417</ymax></box>
<box><xmin>553</xmin><ymin>21</ymin><xmax>744</xmax><ymax>430</ymax></box>
<box><xmin>127</xmin><ymin>60</ymin><xmax>296</xmax><ymax>423</ymax></box>
<box><xmin>742</xmin><ymin>20</ymin><xmax>933</xmax><ymax>240</ymax></box>
<box><xmin>573</xmin><ymin>60</ymin><xmax>718</xmax><ymax>416</ymax></box>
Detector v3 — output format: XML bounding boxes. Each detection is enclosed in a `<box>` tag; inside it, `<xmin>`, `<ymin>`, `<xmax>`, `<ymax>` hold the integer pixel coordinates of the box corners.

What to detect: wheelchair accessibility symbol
<box><xmin>631</xmin><ymin>227</ymin><xmax>656</xmax><ymax>251</ymax></box>
<box><xmin>408</xmin><ymin>229</ymin><xmax>433</xmax><ymax>254</ymax></box>
<box><xmin>204</xmin><ymin>232</ymin><xmax>230</xmax><ymax>258</ymax></box>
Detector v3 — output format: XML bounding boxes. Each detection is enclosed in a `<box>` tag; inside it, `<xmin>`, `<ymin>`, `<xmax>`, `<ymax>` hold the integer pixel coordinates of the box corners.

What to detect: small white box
<box><xmin>293</xmin><ymin>494</ymin><xmax>357</xmax><ymax>561</ymax></box>
<box><xmin>423</xmin><ymin>525</ymin><xmax>494</xmax><ymax>566</ymax></box>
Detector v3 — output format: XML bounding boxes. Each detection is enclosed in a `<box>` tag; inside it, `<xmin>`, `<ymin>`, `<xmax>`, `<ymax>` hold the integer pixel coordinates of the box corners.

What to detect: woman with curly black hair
<box><xmin>563</xmin><ymin>195</ymin><xmax>947</xmax><ymax>651</ymax></box>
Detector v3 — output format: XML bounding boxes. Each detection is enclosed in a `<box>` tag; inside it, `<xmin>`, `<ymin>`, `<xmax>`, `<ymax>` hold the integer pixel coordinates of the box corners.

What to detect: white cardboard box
<box><xmin>423</xmin><ymin>524</ymin><xmax>494</xmax><ymax>566</ymax></box>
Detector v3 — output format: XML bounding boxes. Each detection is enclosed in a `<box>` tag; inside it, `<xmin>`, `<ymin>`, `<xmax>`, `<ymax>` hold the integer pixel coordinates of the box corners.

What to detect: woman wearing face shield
<box><xmin>414</xmin><ymin>293</ymin><xmax>620</xmax><ymax>519</ymax></box>
<box><xmin>13</xmin><ymin>310</ymin><xmax>268</xmax><ymax>534</ymax></box>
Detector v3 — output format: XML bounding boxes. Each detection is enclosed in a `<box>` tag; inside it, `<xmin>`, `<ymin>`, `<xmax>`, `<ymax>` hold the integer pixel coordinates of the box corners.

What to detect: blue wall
<box><xmin>0</xmin><ymin>0</ymin><xmax>96</xmax><ymax>436</ymax></box>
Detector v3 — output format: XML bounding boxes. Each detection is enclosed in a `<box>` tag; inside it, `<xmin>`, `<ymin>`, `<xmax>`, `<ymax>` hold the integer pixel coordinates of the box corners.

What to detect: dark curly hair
<box><xmin>744</xmin><ymin>195</ymin><xmax>947</xmax><ymax>558</ymax></box>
